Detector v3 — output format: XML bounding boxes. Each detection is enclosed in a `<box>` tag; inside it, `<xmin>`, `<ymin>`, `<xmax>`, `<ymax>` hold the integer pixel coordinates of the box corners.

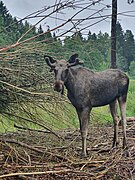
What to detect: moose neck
<box><xmin>64</xmin><ymin>68</ymin><xmax>75</xmax><ymax>93</ymax></box>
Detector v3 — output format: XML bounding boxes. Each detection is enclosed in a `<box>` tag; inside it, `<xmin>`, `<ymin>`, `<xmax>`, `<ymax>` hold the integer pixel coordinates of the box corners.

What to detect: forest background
<box><xmin>0</xmin><ymin>0</ymin><xmax>135</xmax><ymax>132</ymax></box>
<box><xmin>1</xmin><ymin>1</ymin><xmax>135</xmax><ymax>74</ymax></box>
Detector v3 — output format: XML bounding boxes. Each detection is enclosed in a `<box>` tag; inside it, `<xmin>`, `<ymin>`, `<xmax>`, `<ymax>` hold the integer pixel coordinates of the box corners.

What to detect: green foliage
<box><xmin>0</xmin><ymin>79</ymin><xmax>135</xmax><ymax>132</ymax></box>
<box><xmin>63</xmin><ymin>31</ymin><xmax>110</xmax><ymax>71</ymax></box>
<box><xmin>0</xmin><ymin>1</ymin><xmax>37</xmax><ymax>43</ymax></box>
<box><xmin>124</xmin><ymin>30</ymin><xmax>135</xmax><ymax>67</ymax></box>
<box><xmin>126</xmin><ymin>79</ymin><xmax>135</xmax><ymax>116</ymax></box>
<box><xmin>0</xmin><ymin>15</ymin><xmax>12</xmax><ymax>45</ymax></box>
<box><xmin>0</xmin><ymin>1</ymin><xmax>135</xmax><ymax>132</ymax></box>
<box><xmin>116</xmin><ymin>22</ymin><xmax>135</xmax><ymax>71</ymax></box>
<box><xmin>0</xmin><ymin>1</ymin><xmax>8</xmax><ymax>18</ymax></box>
<box><xmin>117</xmin><ymin>52</ymin><xmax>128</xmax><ymax>71</ymax></box>
<box><xmin>129</xmin><ymin>61</ymin><xmax>135</xmax><ymax>78</ymax></box>
<box><xmin>1</xmin><ymin>1</ymin><xmax>135</xmax><ymax>73</ymax></box>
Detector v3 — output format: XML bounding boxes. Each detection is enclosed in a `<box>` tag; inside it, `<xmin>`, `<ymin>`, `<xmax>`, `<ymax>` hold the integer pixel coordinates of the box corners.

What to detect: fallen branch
<box><xmin>14</xmin><ymin>124</ymin><xmax>50</xmax><ymax>133</ymax></box>
<box><xmin>4</xmin><ymin>112</ymin><xmax>61</xmax><ymax>139</ymax></box>
<box><xmin>127</xmin><ymin>117</ymin><xmax>135</xmax><ymax>121</ymax></box>
<box><xmin>3</xmin><ymin>163</ymin><xmax>70</xmax><ymax>169</ymax></box>
<box><xmin>72</xmin><ymin>160</ymin><xmax>104</xmax><ymax>168</ymax></box>
<box><xmin>2</xmin><ymin>139</ymin><xmax>43</xmax><ymax>153</ymax></box>
<box><xmin>127</xmin><ymin>137</ymin><xmax>135</xmax><ymax>140</ymax></box>
<box><xmin>0</xmin><ymin>169</ymin><xmax>72</xmax><ymax>178</ymax></box>
<box><xmin>0</xmin><ymin>80</ymin><xmax>51</xmax><ymax>96</ymax></box>
<box><xmin>1</xmin><ymin>139</ymin><xmax>72</xmax><ymax>163</ymax></box>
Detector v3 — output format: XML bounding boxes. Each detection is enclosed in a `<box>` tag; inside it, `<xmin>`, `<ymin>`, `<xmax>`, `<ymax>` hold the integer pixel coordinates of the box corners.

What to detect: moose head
<box><xmin>44</xmin><ymin>54</ymin><xmax>83</xmax><ymax>94</ymax></box>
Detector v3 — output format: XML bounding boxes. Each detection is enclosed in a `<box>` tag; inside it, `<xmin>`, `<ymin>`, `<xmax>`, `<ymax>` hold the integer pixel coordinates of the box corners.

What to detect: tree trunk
<box><xmin>110</xmin><ymin>0</ymin><xmax>117</xmax><ymax>68</ymax></box>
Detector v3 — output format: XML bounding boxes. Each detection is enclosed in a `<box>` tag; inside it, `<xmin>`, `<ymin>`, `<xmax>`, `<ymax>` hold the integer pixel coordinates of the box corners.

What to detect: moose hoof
<box><xmin>112</xmin><ymin>141</ymin><xmax>119</xmax><ymax>148</ymax></box>
<box><xmin>123</xmin><ymin>148</ymin><xmax>130</xmax><ymax>157</ymax></box>
<box><xmin>80</xmin><ymin>152</ymin><xmax>87</xmax><ymax>159</ymax></box>
<box><xmin>109</xmin><ymin>146</ymin><xmax>118</xmax><ymax>154</ymax></box>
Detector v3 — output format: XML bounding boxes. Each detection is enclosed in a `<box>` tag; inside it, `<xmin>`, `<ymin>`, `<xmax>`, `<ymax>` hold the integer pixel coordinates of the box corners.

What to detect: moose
<box><xmin>45</xmin><ymin>54</ymin><xmax>129</xmax><ymax>158</ymax></box>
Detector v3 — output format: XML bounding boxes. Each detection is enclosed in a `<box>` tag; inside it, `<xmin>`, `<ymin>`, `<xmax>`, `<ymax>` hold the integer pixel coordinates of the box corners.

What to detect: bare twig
<box><xmin>3</xmin><ymin>112</ymin><xmax>61</xmax><ymax>139</ymax></box>
<box><xmin>0</xmin><ymin>169</ymin><xmax>72</xmax><ymax>178</ymax></box>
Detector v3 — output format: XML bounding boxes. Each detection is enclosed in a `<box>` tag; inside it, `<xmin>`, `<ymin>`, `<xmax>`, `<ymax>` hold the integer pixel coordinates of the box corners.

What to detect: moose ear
<box><xmin>68</xmin><ymin>58</ymin><xmax>84</xmax><ymax>68</ymax></box>
<box><xmin>44</xmin><ymin>55</ymin><xmax>56</xmax><ymax>68</ymax></box>
<box><xmin>68</xmin><ymin>53</ymin><xmax>79</xmax><ymax>63</ymax></box>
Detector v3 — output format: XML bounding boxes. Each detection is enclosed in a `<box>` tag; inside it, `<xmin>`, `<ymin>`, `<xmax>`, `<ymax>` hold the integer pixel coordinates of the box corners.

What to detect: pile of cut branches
<box><xmin>0</xmin><ymin>118</ymin><xmax>134</xmax><ymax>179</ymax></box>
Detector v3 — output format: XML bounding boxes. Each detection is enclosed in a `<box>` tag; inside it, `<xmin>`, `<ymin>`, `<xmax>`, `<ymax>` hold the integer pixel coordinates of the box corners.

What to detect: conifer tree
<box><xmin>116</xmin><ymin>22</ymin><xmax>125</xmax><ymax>52</ymax></box>
<box><xmin>91</xmin><ymin>33</ymin><xmax>97</xmax><ymax>40</ymax></box>
<box><xmin>124</xmin><ymin>30</ymin><xmax>135</xmax><ymax>68</ymax></box>
<box><xmin>116</xmin><ymin>22</ymin><xmax>127</xmax><ymax>71</ymax></box>
<box><xmin>37</xmin><ymin>24</ymin><xmax>45</xmax><ymax>41</ymax></box>
<box><xmin>0</xmin><ymin>1</ymin><xmax>8</xmax><ymax>19</ymax></box>
<box><xmin>44</xmin><ymin>26</ymin><xmax>52</xmax><ymax>41</ymax></box>
<box><xmin>87</xmin><ymin>31</ymin><xmax>92</xmax><ymax>40</ymax></box>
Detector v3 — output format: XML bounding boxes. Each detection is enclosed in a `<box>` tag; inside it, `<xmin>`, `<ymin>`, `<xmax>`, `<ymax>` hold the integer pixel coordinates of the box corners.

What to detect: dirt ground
<box><xmin>0</xmin><ymin>118</ymin><xmax>134</xmax><ymax>180</ymax></box>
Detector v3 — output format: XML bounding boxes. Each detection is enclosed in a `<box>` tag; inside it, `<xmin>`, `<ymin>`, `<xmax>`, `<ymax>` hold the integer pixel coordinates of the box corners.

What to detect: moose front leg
<box><xmin>76</xmin><ymin>107</ymin><xmax>91</xmax><ymax>158</ymax></box>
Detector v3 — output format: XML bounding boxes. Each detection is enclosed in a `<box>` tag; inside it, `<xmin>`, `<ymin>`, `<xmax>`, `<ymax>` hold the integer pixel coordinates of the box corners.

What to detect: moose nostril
<box><xmin>54</xmin><ymin>81</ymin><xmax>64</xmax><ymax>92</ymax></box>
<box><xmin>54</xmin><ymin>85</ymin><xmax>62</xmax><ymax>92</ymax></box>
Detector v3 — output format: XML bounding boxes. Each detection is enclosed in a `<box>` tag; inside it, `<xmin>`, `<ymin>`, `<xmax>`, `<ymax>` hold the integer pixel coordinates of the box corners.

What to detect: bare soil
<box><xmin>0</xmin><ymin>118</ymin><xmax>134</xmax><ymax>180</ymax></box>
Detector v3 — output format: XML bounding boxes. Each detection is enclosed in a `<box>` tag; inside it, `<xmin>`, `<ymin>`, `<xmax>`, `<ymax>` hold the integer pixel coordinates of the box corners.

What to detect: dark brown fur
<box><xmin>45</xmin><ymin>54</ymin><xmax>129</xmax><ymax>157</ymax></box>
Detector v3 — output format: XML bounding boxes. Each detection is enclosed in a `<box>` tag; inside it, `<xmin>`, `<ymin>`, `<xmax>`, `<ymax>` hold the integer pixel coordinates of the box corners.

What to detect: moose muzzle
<box><xmin>54</xmin><ymin>80</ymin><xmax>64</xmax><ymax>94</ymax></box>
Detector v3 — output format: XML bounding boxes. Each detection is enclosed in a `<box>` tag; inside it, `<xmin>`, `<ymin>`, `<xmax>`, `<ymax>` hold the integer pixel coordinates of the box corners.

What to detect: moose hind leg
<box><xmin>76</xmin><ymin>107</ymin><xmax>91</xmax><ymax>158</ymax></box>
<box><xmin>118</xmin><ymin>96</ymin><xmax>127</xmax><ymax>149</ymax></box>
<box><xmin>109</xmin><ymin>100</ymin><xmax>119</xmax><ymax>147</ymax></box>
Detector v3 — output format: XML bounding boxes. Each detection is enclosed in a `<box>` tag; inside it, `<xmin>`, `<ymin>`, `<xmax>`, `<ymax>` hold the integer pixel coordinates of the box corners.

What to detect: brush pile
<box><xmin>0</xmin><ymin>117</ymin><xmax>134</xmax><ymax>179</ymax></box>
<box><xmin>0</xmin><ymin>50</ymin><xmax>55</xmax><ymax>111</ymax></box>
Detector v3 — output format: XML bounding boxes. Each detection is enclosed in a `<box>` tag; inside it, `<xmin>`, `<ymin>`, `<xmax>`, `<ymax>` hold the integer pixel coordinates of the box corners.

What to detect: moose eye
<box><xmin>53</xmin><ymin>68</ymin><xmax>58</xmax><ymax>75</ymax></box>
<box><xmin>65</xmin><ymin>69</ymin><xmax>69</xmax><ymax>75</ymax></box>
<box><xmin>61</xmin><ymin>69</ymin><xmax>69</xmax><ymax>80</ymax></box>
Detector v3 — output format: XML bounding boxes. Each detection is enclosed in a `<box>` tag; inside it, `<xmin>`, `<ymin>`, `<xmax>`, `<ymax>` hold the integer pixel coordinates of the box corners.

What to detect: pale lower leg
<box><xmin>110</xmin><ymin>101</ymin><xmax>119</xmax><ymax>147</ymax></box>
<box><xmin>77</xmin><ymin>107</ymin><xmax>90</xmax><ymax>158</ymax></box>
<box><xmin>118</xmin><ymin>99</ymin><xmax>127</xmax><ymax>148</ymax></box>
<box><xmin>81</xmin><ymin>131</ymin><xmax>87</xmax><ymax>157</ymax></box>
